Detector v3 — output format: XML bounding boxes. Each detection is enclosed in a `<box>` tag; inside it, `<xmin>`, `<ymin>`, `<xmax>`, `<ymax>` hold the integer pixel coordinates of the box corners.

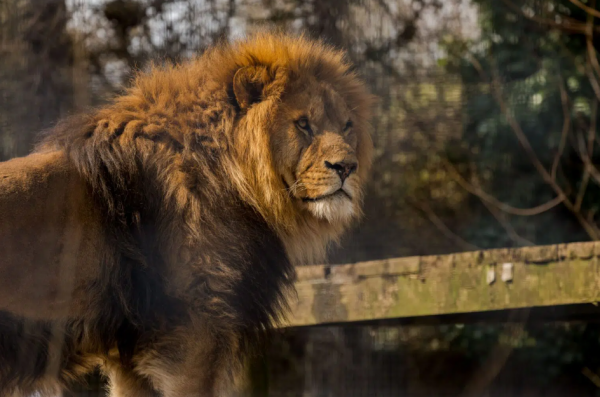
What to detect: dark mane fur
<box><xmin>2</xmin><ymin>55</ymin><xmax>294</xmax><ymax>394</ymax></box>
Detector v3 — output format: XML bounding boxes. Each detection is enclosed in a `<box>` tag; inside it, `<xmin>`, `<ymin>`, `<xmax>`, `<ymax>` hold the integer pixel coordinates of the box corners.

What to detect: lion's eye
<box><xmin>344</xmin><ymin>120</ymin><xmax>353</xmax><ymax>132</ymax></box>
<box><xmin>295</xmin><ymin>117</ymin><xmax>312</xmax><ymax>135</ymax></box>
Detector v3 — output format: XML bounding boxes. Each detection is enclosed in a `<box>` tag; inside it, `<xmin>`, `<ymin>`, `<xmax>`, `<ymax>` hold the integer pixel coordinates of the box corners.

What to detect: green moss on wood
<box><xmin>283</xmin><ymin>242</ymin><xmax>600</xmax><ymax>327</ymax></box>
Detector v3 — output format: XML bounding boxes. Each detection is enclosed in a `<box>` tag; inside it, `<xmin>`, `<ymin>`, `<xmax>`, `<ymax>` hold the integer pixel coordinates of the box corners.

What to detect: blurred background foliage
<box><xmin>5</xmin><ymin>0</ymin><xmax>600</xmax><ymax>395</ymax></box>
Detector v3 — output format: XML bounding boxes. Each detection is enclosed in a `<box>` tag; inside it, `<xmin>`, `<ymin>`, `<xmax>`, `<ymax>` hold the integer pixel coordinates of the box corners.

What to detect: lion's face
<box><xmin>270</xmin><ymin>77</ymin><xmax>367</xmax><ymax>224</ymax></box>
<box><xmin>230</xmin><ymin>49</ymin><xmax>373</xmax><ymax>240</ymax></box>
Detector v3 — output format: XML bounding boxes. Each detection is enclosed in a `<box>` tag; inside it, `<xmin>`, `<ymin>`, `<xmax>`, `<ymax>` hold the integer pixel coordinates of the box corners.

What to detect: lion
<box><xmin>0</xmin><ymin>31</ymin><xmax>373</xmax><ymax>396</ymax></box>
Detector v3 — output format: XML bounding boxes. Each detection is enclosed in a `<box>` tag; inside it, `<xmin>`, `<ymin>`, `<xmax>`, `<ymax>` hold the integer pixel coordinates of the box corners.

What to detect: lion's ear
<box><xmin>232</xmin><ymin>66</ymin><xmax>271</xmax><ymax>111</ymax></box>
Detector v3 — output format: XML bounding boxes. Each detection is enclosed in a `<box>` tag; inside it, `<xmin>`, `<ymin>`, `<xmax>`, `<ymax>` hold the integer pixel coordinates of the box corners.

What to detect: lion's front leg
<box><xmin>102</xmin><ymin>360</ymin><xmax>160</xmax><ymax>397</ymax></box>
<box><xmin>133</xmin><ymin>325</ymin><xmax>245</xmax><ymax>397</ymax></box>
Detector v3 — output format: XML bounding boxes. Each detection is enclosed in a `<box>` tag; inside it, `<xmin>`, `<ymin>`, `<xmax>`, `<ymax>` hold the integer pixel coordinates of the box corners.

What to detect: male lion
<box><xmin>0</xmin><ymin>32</ymin><xmax>373</xmax><ymax>396</ymax></box>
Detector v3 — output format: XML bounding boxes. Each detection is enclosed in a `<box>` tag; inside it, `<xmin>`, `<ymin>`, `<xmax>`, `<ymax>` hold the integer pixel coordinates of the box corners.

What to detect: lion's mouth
<box><xmin>301</xmin><ymin>189</ymin><xmax>352</xmax><ymax>202</ymax></box>
<box><xmin>282</xmin><ymin>177</ymin><xmax>353</xmax><ymax>203</ymax></box>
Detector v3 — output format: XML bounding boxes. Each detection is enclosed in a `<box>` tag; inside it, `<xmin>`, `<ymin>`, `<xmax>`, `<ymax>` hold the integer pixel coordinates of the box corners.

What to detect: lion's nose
<box><xmin>324</xmin><ymin>161</ymin><xmax>358</xmax><ymax>182</ymax></box>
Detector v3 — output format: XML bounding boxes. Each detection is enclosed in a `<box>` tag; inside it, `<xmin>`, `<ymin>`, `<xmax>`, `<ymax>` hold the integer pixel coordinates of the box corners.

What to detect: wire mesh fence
<box><xmin>4</xmin><ymin>0</ymin><xmax>600</xmax><ymax>396</ymax></box>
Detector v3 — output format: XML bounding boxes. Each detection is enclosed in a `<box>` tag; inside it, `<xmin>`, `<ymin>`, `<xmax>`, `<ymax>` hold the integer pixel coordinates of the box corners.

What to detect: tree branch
<box><xmin>410</xmin><ymin>201</ymin><xmax>479</xmax><ymax>251</ymax></box>
<box><xmin>575</xmin><ymin>98</ymin><xmax>597</xmax><ymax>211</ymax></box>
<box><xmin>585</xmin><ymin>0</ymin><xmax>600</xmax><ymax>101</ymax></box>
<box><xmin>464</xmin><ymin>53</ymin><xmax>600</xmax><ymax>239</ymax></box>
<box><xmin>443</xmin><ymin>159</ymin><xmax>564</xmax><ymax>216</ymax></box>
<box><xmin>487</xmin><ymin>62</ymin><xmax>600</xmax><ymax>240</ymax></box>
<box><xmin>570</xmin><ymin>0</ymin><xmax>600</xmax><ymax>19</ymax></box>
<box><xmin>481</xmin><ymin>199</ymin><xmax>534</xmax><ymax>246</ymax></box>
<box><xmin>501</xmin><ymin>0</ymin><xmax>592</xmax><ymax>34</ymax></box>
<box><xmin>552</xmin><ymin>77</ymin><xmax>572</xmax><ymax>182</ymax></box>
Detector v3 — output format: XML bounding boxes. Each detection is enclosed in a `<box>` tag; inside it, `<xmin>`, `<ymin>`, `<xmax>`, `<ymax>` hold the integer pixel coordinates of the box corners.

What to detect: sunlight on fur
<box><xmin>307</xmin><ymin>194</ymin><xmax>356</xmax><ymax>223</ymax></box>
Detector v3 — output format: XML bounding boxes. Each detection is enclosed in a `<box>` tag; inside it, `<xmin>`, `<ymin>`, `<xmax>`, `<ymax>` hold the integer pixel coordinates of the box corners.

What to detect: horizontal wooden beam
<box><xmin>284</xmin><ymin>241</ymin><xmax>600</xmax><ymax>327</ymax></box>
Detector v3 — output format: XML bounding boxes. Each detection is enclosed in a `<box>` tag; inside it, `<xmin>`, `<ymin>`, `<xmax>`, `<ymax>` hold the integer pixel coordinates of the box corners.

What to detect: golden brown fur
<box><xmin>0</xmin><ymin>31</ymin><xmax>373</xmax><ymax>396</ymax></box>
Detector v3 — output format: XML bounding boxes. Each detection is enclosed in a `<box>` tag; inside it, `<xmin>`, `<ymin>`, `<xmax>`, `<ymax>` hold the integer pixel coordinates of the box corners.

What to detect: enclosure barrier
<box><xmin>285</xmin><ymin>241</ymin><xmax>600</xmax><ymax>327</ymax></box>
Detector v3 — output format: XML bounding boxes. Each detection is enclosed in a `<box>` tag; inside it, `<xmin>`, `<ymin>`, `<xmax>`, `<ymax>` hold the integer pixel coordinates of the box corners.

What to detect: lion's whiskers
<box><xmin>285</xmin><ymin>180</ymin><xmax>304</xmax><ymax>196</ymax></box>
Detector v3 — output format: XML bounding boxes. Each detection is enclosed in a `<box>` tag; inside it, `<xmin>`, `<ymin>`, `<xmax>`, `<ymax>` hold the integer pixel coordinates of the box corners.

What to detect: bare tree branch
<box><xmin>443</xmin><ymin>159</ymin><xmax>564</xmax><ymax>216</ymax></box>
<box><xmin>481</xmin><ymin>199</ymin><xmax>534</xmax><ymax>246</ymax></box>
<box><xmin>585</xmin><ymin>0</ymin><xmax>600</xmax><ymax>102</ymax></box>
<box><xmin>585</xmin><ymin>62</ymin><xmax>600</xmax><ymax>101</ymax></box>
<box><xmin>552</xmin><ymin>77</ymin><xmax>572</xmax><ymax>182</ymax></box>
<box><xmin>576</xmin><ymin>98</ymin><xmax>597</xmax><ymax>211</ymax></box>
<box><xmin>466</xmin><ymin>163</ymin><xmax>534</xmax><ymax>246</ymax></box>
<box><xmin>501</xmin><ymin>0</ymin><xmax>593</xmax><ymax>34</ymax></box>
<box><xmin>570</xmin><ymin>0</ymin><xmax>600</xmax><ymax>19</ymax></box>
<box><xmin>488</xmin><ymin>61</ymin><xmax>600</xmax><ymax>239</ymax></box>
<box><xmin>464</xmin><ymin>50</ymin><xmax>600</xmax><ymax>239</ymax></box>
<box><xmin>410</xmin><ymin>201</ymin><xmax>479</xmax><ymax>251</ymax></box>
<box><xmin>575</xmin><ymin>127</ymin><xmax>600</xmax><ymax>188</ymax></box>
<box><xmin>582</xmin><ymin>367</ymin><xmax>600</xmax><ymax>388</ymax></box>
<box><xmin>461</xmin><ymin>320</ymin><xmax>527</xmax><ymax>397</ymax></box>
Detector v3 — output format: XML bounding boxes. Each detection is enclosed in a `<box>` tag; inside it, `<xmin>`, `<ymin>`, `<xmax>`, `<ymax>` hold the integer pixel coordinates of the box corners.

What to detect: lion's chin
<box><xmin>305</xmin><ymin>193</ymin><xmax>356</xmax><ymax>224</ymax></box>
